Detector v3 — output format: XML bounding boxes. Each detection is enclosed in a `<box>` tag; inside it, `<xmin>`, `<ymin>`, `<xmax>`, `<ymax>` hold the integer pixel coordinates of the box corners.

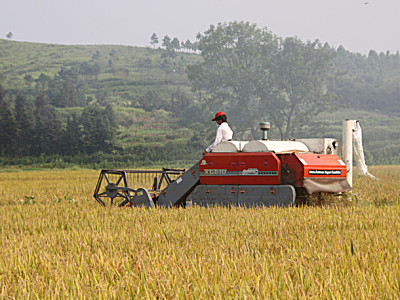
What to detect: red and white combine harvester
<box><xmin>94</xmin><ymin>120</ymin><xmax>362</xmax><ymax>207</ymax></box>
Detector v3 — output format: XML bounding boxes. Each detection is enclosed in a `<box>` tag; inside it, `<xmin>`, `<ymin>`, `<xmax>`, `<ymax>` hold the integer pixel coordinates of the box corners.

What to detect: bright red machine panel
<box><xmin>199</xmin><ymin>153</ymin><xmax>238</xmax><ymax>185</ymax></box>
<box><xmin>280</xmin><ymin>153</ymin><xmax>347</xmax><ymax>187</ymax></box>
<box><xmin>200</xmin><ymin>152</ymin><xmax>280</xmax><ymax>185</ymax></box>
<box><xmin>238</xmin><ymin>152</ymin><xmax>280</xmax><ymax>185</ymax></box>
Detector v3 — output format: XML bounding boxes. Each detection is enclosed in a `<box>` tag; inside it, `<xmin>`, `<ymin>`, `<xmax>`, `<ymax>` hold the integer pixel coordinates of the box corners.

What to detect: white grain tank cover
<box><xmin>296</xmin><ymin>138</ymin><xmax>339</xmax><ymax>155</ymax></box>
<box><xmin>242</xmin><ymin>140</ymin><xmax>309</xmax><ymax>153</ymax></box>
<box><xmin>211</xmin><ymin>141</ymin><xmax>249</xmax><ymax>153</ymax></box>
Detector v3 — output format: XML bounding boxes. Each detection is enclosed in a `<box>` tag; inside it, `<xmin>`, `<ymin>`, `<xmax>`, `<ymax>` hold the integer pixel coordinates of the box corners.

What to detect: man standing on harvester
<box><xmin>203</xmin><ymin>111</ymin><xmax>233</xmax><ymax>155</ymax></box>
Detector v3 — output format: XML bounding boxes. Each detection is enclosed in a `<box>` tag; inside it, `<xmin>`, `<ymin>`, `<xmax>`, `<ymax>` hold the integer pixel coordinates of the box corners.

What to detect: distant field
<box><xmin>0</xmin><ymin>166</ymin><xmax>399</xmax><ymax>298</ymax></box>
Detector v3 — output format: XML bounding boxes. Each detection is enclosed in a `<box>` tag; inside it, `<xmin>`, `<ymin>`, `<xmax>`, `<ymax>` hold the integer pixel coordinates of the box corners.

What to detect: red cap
<box><xmin>212</xmin><ymin>111</ymin><xmax>225</xmax><ymax>121</ymax></box>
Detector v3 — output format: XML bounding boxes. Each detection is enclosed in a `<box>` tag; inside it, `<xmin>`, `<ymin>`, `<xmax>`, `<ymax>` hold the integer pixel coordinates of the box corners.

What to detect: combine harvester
<box><xmin>94</xmin><ymin>120</ymin><xmax>365</xmax><ymax>208</ymax></box>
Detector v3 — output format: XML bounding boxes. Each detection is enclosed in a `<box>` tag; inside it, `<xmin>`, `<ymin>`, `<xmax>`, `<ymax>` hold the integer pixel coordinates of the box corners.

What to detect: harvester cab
<box><xmin>93</xmin><ymin>120</ymin><xmax>361</xmax><ymax>208</ymax></box>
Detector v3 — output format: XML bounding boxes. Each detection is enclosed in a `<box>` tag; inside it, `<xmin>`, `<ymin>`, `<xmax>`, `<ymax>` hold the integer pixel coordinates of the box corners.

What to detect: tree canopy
<box><xmin>188</xmin><ymin>21</ymin><xmax>337</xmax><ymax>139</ymax></box>
<box><xmin>150</xmin><ymin>33</ymin><xmax>159</xmax><ymax>48</ymax></box>
<box><xmin>267</xmin><ymin>38</ymin><xmax>337</xmax><ymax>139</ymax></box>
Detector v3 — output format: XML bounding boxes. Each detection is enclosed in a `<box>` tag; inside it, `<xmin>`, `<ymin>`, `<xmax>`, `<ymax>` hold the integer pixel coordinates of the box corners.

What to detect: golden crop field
<box><xmin>0</xmin><ymin>166</ymin><xmax>399</xmax><ymax>299</ymax></box>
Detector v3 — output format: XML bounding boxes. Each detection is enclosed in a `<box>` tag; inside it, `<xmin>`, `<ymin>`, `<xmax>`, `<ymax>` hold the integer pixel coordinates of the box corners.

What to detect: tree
<box><xmin>136</xmin><ymin>58</ymin><xmax>152</xmax><ymax>81</ymax></box>
<box><xmin>162</xmin><ymin>35</ymin><xmax>172</xmax><ymax>52</ymax></box>
<box><xmin>368</xmin><ymin>50</ymin><xmax>378</xmax><ymax>61</ymax></box>
<box><xmin>46</xmin><ymin>65</ymin><xmax>89</xmax><ymax>107</ymax></box>
<box><xmin>24</xmin><ymin>74</ymin><xmax>34</xmax><ymax>89</ymax></box>
<box><xmin>190</xmin><ymin>41</ymin><xmax>199</xmax><ymax>53</ymax></box>
<box><xmin>0</xmin><ymin>85</ymin><xmax>4</xmax><ymax>106</ymax></box>
<box><xmin>264</xmin><ymin>38</ymin><xmax>337</xmax><ymax>139</ymax></box>
<box><xmin>137</xmin><ymin>90</ymin><xmax>163</xmax><ymax>111</ymax></box>
<box><xmin>91</xmin><ymin>50</ymin><xmax>101</xmax><ymax>60</ymax></box>
<box><xmin>32</xmin><ymin>93</ymin><xmax>62</xmax><ymax>155</ymax></box>
<box><xmin>161</xmin><ymin>58</ymin><xmax>175</xmax><ymax>82</ymax></box>
<box><xmin>6</xmin><ymin>32</ymin><xmax>13</xmax><ymax>39</ymax></box>
<box><xmin>35</xmin><ymin>73</ymin><xmax>50</xmax><ymax>93</ymax></box>
<box><xmin>15</xmin><ymin>94</ymin><xmax>36</xmax><ymax>156</ymax></box>
<box><xmin>81</xmin><ymin>105</ymin><xmax>116</xmax><ymax>154</ymax></box>
<box><xmin>187</xmin><ymin>21</ymin><xmax>279</xmax><ymax>138</ymax></box>
<box><xmin>95</xmin><ymin>86</ymin><xmax>109</xmax><ymax>105</ymax></box>
<box><xmin>0</xmin><ymin>85</ymin><xmax>17</xmax><ymax>155</ymax></box>
<box><xmin>171</xmin><ymin>37</ymin><xmax>180</xmax><ymax>52</ymax></box>
<box><xmin>79</xmin><ymin>61</ymin><xmax>101</xmax><ymax>80</ymax></box>
<box><xmin>60</xmin><ymin>113</ymin><xmax>83</xmax><ymax>155</ymax></box>
<box><xmin>184</xmin><ymin>39</ymin><xmax>192</xmax><ymax>53</ymax></box>
<box><xmin>170</xmin><ymin>89</ymin><xmax>193</xmax><ymax>116</ymax></box>
<box><xmin>150</xmin><ymin>33</ymin><xmax>159</xmax><ymax>48</ymax></box>
<box><xmin>188</xmin><ymin>22</ymin><xmax>337</xmax><ymax>139</ymax></box>
<box><xmin>143</xmin><ymin>58</ymin><xmax>152</xmax><ymax>80</ymax></box>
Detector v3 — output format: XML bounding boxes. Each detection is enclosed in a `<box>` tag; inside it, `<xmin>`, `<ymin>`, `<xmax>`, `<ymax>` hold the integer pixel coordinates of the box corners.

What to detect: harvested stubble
<box><xmin>0</xmin><ymin>166</ymin><xmax>399</xmax><ymax>299</ymax></box>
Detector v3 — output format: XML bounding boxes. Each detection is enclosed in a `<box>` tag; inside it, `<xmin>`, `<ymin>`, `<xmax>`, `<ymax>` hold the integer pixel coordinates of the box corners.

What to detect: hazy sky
<box><xmin>1</xmin><ymin>0</ymin><xmax>399</xmax><ymax>54</ymax></box>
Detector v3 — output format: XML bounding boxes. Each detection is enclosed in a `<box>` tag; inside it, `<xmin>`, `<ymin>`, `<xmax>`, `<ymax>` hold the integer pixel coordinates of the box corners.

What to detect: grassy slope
<box><xmin>0</xmin><ymin>39</ymin><xmax>199</xmax><ymax>153</ymax></box>
<box><xmin>0</xmin><ymin>39</ymin><xmax>197</xmax><ymax>88</ymax></box>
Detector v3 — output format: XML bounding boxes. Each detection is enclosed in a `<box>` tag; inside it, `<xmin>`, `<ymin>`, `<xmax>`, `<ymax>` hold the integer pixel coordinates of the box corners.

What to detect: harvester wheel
<box><xmin>93</xmin><ymin>170</ymin><xmax>135</xmax><ymax>207</ymax></box>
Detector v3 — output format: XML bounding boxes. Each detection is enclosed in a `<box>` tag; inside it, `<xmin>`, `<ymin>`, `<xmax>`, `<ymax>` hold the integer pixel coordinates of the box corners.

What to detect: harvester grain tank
<box><xmin>94</xmin><ymin>120</ymin><xmax>359</xmax><ymax>207</ymax></box>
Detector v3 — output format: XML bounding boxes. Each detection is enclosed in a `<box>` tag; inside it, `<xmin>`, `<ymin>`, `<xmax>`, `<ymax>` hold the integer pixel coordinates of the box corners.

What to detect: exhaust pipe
<box><xmin>259</xmin><ymin>122</ymin><xmax>271</xmax><ymax>140</ymax></box>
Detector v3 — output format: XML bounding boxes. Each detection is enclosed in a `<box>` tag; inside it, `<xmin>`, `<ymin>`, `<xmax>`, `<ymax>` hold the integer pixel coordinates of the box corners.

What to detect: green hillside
<box><xmin>0</xmin><ymin>39</ymin><xmax>198</xmax><ymax>106</ymax></box>
<box><xmin>0</xmin><ymin>37</ymin><xmax>399</xmax><ymax>167</ymax></box>
<box><xmin>0</xmin><ymin>38</ymin><xmax>211</xmax><ymax>167</ymax></box>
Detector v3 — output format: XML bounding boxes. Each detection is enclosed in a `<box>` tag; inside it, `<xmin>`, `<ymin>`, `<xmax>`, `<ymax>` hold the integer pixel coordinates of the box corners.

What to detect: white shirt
<box><xmin>206</xmin><ymin>122</ymin><xmax>233</xmax><ymax>153</ymax></box>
